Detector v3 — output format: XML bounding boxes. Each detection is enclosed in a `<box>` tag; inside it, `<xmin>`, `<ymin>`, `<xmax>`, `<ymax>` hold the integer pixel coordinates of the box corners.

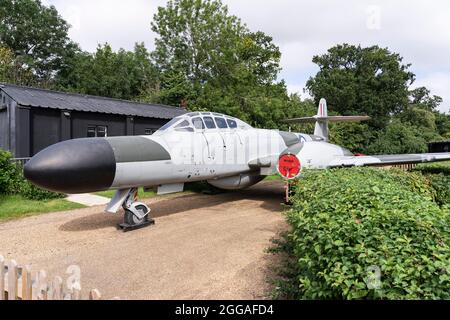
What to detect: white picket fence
<box><xmin>0</xmin><ymin>255</ymin><xmax>110</xmax><ymax>300</ymax></box>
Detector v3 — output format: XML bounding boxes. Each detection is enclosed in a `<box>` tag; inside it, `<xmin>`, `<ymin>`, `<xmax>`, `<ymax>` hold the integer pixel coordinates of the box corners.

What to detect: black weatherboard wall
<box><xmin>428</xmin><ymin>140</ymin><xmax>450</xmax><ymax>153</ymax></box>
<box><xmin>0</xmin><ymin>83</ymin><xmax>186</xmax><ymax>157</ymax></box>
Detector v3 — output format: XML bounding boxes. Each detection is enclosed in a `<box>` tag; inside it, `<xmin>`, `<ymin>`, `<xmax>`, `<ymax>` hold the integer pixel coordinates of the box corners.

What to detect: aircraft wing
<box><xmin>328</xmin><ymin>152</ymin><xmax>450</xmax><ymax>167</ymax></box>
<box><xmin>282</xmin><ymin>115</ymin><xmax>371</xmax><ymax>124</ymax></box>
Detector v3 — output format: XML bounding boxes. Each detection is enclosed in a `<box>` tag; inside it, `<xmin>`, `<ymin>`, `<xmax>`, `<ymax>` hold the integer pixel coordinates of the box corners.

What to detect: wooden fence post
<box><xmin>89</xmin><ymin>289</ymin><xmax>101</xmax><ymax>300</ymax></box>
<box><xmin>21</xmin><ymin>265</ymin><xmax>32</xmax><ymax>300</ymax></box>
<box><xmin>52</xmin><ymin>276</ymin><xmax>63</xmax><ymax>300</ymax></box>
<box><xmin>8</xmin><ymin>260</ymin><xmax>18</xmax><ymax>300</ymax></box>
<box><xmin>0</xmin><ymin>256</ymin><xmax>107</xmax><ymax>300</ymax></box>
<box><xmin>0</xmin><ymin>255</ymin><xmax>4</xmax><ymax>300</ymax></box>
<box><xmin>37</xmin><ymin>270</ymin><xmax>48</xmax><ymax>300</ymax></box>
<box><xmin>72</xmin><ymin>281</ymin><xmax>81</xmax><ymax>300</ymax></box>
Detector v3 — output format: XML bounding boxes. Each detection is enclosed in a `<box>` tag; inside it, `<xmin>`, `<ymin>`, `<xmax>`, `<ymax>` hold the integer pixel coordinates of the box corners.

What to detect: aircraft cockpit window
<box><xmin>236</xmin><ymin>119</ymin><xmax>252</xmax><ymax>129</ymax></box>
<box><xmin>226</xmin><ymin>119</ymin><xmax>237</xmax><ymax>128</ymax></box>
<box><xmin>175</xmin><ymin>120</ymin><xmax>190</xmax><ymax>128</ymax></box>
<box><xmin>158</xmin><ymin>117</ymin><xmax>181</xmax><ymax>131</ymax></box>
<box><xmin>214</xmin><ymin>117</ymin><xmax>228</xmax><ymax>129</ymax></box>
<box><xmin>203</xmin><ymin>116</ymin><xmax>216</xmax><ymax>129</ymax></box>
<box><xmin>175</xmin><ymin>127</ymin><xmax>194</xmax><ymax>132</ymax></box>
<box><xmin>174</xmin><ymin>119</ymin><xmax>194</xmax><ymax>132</ymax></box>
<box><xmin>192</xmin><ymin>117</ymin><xmax>205</xmax><ymax>130</ymax></box>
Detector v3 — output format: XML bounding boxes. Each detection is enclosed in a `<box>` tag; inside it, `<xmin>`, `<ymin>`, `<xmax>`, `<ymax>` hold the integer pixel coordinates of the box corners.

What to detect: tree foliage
<box><xmin>56</xmin><ymin>43</ymin><xmax>159</xmax><ymax>100</ymax></box>
<box><xmin>0</xmin><ymin>0</ymin><xmax>78</xmax><ymax>82</ymax></box>
<box><xmin>0</xmin><ymin>46</ymin><xmax>34</xmax><ymax>85</ymax></box>
<box><xmin>307</xmin><ymin>44</ymin><xmax>449</xmax><ymax>154</ymax></box>
<box><xmin>306</xmin><ymin>44</ymin><xmax>415</xmax><ymax>128</ymax></box>
<box><xmin>150</xmin><ymin>0</ymin><xmax>292</xmax><ymax>128</ymax></box>
<box><xmin>1</xmin><ymin>0</ymin><xmax>448</xmax><ymax>151</ymax></box>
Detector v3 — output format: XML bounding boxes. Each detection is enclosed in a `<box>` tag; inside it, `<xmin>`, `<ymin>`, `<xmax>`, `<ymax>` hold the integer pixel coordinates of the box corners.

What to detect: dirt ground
<box><xmin>0</xmin><ymin>181</ymin><xmax>287</xmax><ymax>299</ymax></box>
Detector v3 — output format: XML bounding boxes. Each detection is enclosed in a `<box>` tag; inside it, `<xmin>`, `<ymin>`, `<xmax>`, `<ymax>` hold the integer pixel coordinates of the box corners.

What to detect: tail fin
<box><xmin>281</xmin><ymin>98</ymin><xmax>370</xmax><ymax>141</ymax></box>
<box><xmin>314</xmin><ymin>98</ymin><xmax>328</xmax><ymax>139</ymax></box>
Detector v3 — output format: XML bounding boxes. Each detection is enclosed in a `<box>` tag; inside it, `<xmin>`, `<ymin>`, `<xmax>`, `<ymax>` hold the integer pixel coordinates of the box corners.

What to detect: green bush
<box><xmin>0</xmin><ymin>148</ymin><xmax>21</xmax><ymax>194</ymax></box>
<box><xmin>414</xmin><ymin>162</ymin><xmax>450</xmax><ymax>206</ymax></box>
<box><xmin>278</xmin><ymin>167</ymin><xmax>449</xmax><ymax>300</ymax></box>
<box><xmin>0</xmin><ymin>148</ymin><xmax>64</xmax><ymax>200</ymax></box>
<box><xmin>14</xmin><ymin>165</ymin><xmax>65</xmax><ymax>200</ymax></box>
<box><xmin>19</xmin><ymin>178</ymin><xmax>65</xmax><ymax>200</ymax></box>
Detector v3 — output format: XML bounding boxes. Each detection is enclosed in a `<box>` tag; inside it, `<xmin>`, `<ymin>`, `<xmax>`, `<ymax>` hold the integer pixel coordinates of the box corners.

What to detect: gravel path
<box><xmin>0</xmin><ymin>181</ymin><xmax>286</xmax><ymax>299</ymax></box>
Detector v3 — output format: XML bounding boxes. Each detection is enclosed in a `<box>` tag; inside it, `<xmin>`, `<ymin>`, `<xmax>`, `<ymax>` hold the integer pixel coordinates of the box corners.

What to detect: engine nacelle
<box><xmin>207</xmin><ymin>173</ymin><xmax>264</xmax><ymax>190</ymax></box>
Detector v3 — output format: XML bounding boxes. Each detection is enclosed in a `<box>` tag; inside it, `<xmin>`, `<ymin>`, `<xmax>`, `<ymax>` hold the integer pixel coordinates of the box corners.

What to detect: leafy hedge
<box><xmin>276</xmin><ymin>167</ymin><xmax>449</xmax><ymax>300</ymax></box>
<box><xmin>0</xmin><ymin>149</ymin><xmax>64</xmax><ymax>200</ymax></box>
<box><xmin>0</xmin><ymin>148</ymin><xmax>22</xmax><ymax>194</ymax></box>
<box><xmin>414</xmin><ymin>162</ymin><xmax>450</xmax><ymax>207</ymax></box>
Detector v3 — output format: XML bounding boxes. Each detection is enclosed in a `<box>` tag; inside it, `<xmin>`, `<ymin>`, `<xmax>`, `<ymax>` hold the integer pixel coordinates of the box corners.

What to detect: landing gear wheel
<box><xmin>124</xmin><ymin>205</ymin><xmax>148</xmax><ymax>226</ymax></box>
<box><xmin>118</xmin><ymin>194</ymin><xmax>155</xmax><ymax>232</ymax></box>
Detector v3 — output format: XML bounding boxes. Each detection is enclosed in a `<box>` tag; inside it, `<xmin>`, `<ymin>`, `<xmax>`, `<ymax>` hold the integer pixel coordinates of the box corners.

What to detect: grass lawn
<box><xmin>95</xmin><ymin>188</ymin><xmax>157</xmax><ymax>199</ymax></box>
<box><xmin>264</xmin><ymin>174</ymin><xmax>282</xmax><ymax>181</ymax></box>
<box><xmin>0</xmin><ymin>194</ymin><xmax>85</xmax><ymax>221</ymax></box>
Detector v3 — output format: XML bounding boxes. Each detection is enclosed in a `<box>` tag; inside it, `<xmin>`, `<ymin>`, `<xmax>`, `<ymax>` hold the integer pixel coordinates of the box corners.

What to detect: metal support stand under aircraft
<box><xmin>113</xmin><ymin>188</ymin><xmax>155</xmax><ymax>232</ymax></box>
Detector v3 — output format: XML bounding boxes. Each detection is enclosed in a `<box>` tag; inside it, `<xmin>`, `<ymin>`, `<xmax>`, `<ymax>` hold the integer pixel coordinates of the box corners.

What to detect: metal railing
<box><xmin>11</xmin><ymin>157</ymin><xmax>31</xmax><ymax>167</ymax></box>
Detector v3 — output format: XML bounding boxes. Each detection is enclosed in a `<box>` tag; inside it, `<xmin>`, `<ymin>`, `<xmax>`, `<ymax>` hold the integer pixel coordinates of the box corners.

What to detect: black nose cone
<box><xmin>24</xmin><ymin>138</ymin><xmax>116</xmax><ymax>194</ymax></box>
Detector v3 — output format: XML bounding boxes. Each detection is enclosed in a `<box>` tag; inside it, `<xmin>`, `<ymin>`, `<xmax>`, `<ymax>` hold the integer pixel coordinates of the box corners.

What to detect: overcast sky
<box><xmin>46</xmin><ymin>0</ymin><xmax>450</xmax><ymax>113</ymax></box>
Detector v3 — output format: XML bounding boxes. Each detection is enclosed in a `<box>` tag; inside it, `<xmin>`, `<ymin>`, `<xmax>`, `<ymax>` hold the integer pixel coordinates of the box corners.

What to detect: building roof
<box><xmin>0</xmin><ymin>83</ymin><xmax>186</xmax><ymax>119</ymax></box>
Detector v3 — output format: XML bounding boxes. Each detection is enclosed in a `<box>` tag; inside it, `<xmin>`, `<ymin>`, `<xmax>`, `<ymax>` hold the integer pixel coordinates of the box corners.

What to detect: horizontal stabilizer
<box><xmin>282</xmin><ymin>115</ymin><xmax>370</xmax><ymax>124</ymax></box>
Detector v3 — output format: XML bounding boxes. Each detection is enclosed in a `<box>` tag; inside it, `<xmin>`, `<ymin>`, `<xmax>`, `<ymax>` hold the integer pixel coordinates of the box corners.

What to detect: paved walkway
<box><xmin>66</xmin><ymin>193</ymin><xmax>110</xmax><ymax>206</ymax></box>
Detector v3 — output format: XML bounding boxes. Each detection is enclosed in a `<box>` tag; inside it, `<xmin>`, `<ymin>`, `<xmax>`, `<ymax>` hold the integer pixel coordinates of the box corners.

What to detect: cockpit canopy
<box><xmin>154</xmin><ymin>112</ymin><xmax>252</xmax><ymax>134</ymax></box>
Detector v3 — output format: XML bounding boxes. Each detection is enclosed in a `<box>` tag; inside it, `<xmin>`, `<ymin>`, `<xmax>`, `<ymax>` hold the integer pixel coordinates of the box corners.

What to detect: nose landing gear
<box><xmin>118</xmin><ymin>188</ymin><xmax>155</xmax><ymax>232</ymax></box>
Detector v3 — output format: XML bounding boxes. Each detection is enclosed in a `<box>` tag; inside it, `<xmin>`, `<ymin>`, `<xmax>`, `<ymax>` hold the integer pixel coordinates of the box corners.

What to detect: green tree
<box><xmin>151</xmin><ymin>0</ymin><xmax>245</xmax><ymax>86</ymax></box>
<box><xmin>151</xmin><ymin>0</ymin><xmax>291</xmax><ymax>128</ymax></box>
<box><xmin>0</xmin><ymin>0</ymin><xmax>78</xmax><ymax>82</ymax></box>
<box><xmin>434</xmin><ymin>113</ymin><xmax>450</xmax><ymax>139</ymax></box>
<box><xmin>0</xmin><ymin>46</ymin><xmax>34</xmax><ymax>85</ymax></box>
<box><xmin>407</xmin><ymin>87</ymin><xmax>449</xmax><ymax>139</ymax></box>
<box><xmin>306</xmin><ymin>44</ymin><xmax>415</xmax><ymax>128</ymax></box>
<box><xmin>329</xmin><ymin>122</ymin><xmax>375</xmax><ymax>154</ymax></box>
<box><xmin>409</xmin><ymin>86</ymin><xmax>443</xmax><ymax>111</ymax></box>
<box><xmin>57</xmin><ymin>43</ymin><xmax>159</xmax><ymax>100</ymax></box>
<box><xmin>366</xmin><ymin>119</ymin><xmax>429</xmax><ymax>154</ymax></box>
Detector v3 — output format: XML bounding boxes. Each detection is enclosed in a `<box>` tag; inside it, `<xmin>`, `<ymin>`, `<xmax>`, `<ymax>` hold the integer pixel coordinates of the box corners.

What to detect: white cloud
<box><xmin>47</xmin><ymin>0</ymin><xmax>450</xmax><ymax>112</ymax></box>
<box><xmin>49</xmin><ymin>0</ymin><xmax>166</xmax><ymax>52</ymax></box>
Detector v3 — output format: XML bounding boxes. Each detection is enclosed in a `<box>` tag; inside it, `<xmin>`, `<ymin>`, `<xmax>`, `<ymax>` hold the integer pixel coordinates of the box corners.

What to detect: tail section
<box><xmin>314</xmin><ymin>98</ymin><xmax>328</xmax><ymax>139</ymax></box>
<box><xmin>281</xmin><ymin>98</ymin><xmax>370</xmax><ymax>141</ymax></box>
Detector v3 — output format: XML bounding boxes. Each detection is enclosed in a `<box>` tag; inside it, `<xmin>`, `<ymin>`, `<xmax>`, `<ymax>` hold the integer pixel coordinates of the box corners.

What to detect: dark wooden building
<box><xmin>0</xmin><ymin>83</ymin><xmax>185</xmax><ymax>157</ymax></box>
<box><xmin>428</xmin><ymin>140</ymin><xmax>450</xmax><ymax>153</ymax></box>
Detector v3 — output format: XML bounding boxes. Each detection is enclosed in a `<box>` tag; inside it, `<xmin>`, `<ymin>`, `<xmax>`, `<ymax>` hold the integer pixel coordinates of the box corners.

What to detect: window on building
<box><xmin>87</xmin><ymin>125</ymin><xmax>107</xmax><ymax>137</ymax></box>
<box><xmin>87</xmin><ymin>126</ymin><xmax>96</xmax><ymax>137</ymax></box>
<box><xmin>96</xmin><ymin>126</ymin><xmax>107</xmax><ymax>137</ymax></box>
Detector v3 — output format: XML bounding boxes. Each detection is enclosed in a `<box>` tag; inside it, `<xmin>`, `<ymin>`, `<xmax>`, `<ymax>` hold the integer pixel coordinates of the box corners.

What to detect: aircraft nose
<box><xmin>24</xmin><ymin>138</ymin><xmax>116</xmax><ymax>194</ymax></box>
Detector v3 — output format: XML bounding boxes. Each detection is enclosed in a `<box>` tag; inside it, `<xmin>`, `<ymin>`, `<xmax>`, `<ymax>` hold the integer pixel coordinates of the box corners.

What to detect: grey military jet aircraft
<box><xmin>24</xmin><ymin>98</ymin><xmax>450</xmax><ymax>229</ymax></box>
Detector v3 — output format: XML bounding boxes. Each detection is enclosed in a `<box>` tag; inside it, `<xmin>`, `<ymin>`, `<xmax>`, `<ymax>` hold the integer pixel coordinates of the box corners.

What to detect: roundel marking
<box><xmin>277</xmin><ymin>154</ymin><xmax>301</xmax><ymax>180</ymax></box>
